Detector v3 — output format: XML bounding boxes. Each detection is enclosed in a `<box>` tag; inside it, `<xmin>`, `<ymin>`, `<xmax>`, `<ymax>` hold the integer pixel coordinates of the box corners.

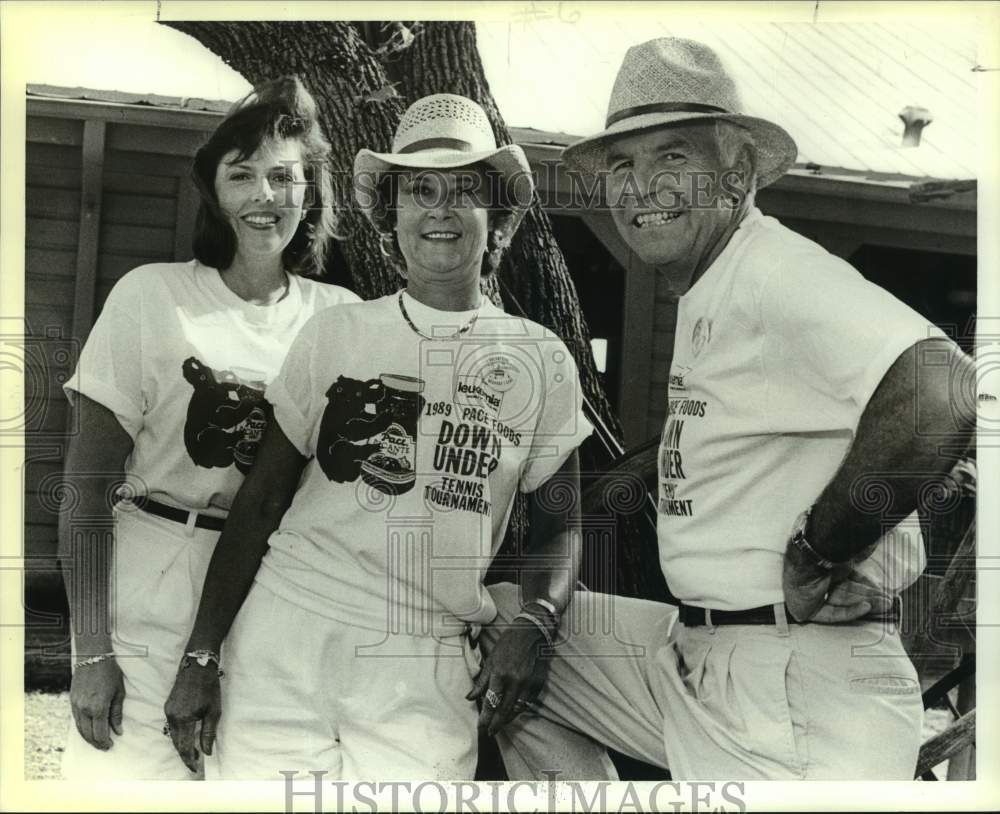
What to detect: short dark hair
<box><xmin>191</xmin><ymin>76</ymin><xmax>336</xmax><ymax>277</ymax></box>
<box><xmin>367</xmin><ymin>164</ymin><xmax>518</xmax><ymax>277</ymax></box>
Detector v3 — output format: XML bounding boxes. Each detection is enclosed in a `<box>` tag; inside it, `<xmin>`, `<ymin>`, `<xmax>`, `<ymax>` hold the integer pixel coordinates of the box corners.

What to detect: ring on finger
<box><xmin>485</xmin><ymin>688</ymin><xmax>503</xmax><ymax>709</ymax></box>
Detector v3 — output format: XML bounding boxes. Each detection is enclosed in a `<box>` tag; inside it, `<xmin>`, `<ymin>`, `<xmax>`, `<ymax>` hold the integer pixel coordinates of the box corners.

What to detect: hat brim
<box><xmin>354</xmin><ymin>144</ymin><xmax>535</xmax><ymax>231</ymax></box>
<box><xmin>562</xmin><ymin>110</ymin><xmax>798</xmax><ymax>189</ymax></box>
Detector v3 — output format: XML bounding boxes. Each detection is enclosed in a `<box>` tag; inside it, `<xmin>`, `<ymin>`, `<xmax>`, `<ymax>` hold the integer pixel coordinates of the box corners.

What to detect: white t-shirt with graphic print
<box><xmin>63</xmin><ymin>260</ymin><xmax>360</xmax><ymax>516</ymax></box>
<box><xmin>658</xmin><ymin>208</ymin><xmax>944</xmax><ymax>610</ymax></box>
<box><xmin>257</xmin><ymin>292</ymin><xmax>593</xmax><ymax>634</ymax></box>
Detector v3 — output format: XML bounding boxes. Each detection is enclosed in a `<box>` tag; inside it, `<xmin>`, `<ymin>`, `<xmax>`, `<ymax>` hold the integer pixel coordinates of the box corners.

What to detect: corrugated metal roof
<box><xmin>28</xmin><ymin>17</ymin><xmax>981</xmax><ymax>183</ymax></box>
<box><xmin>27</xmin><ymin>84</ymin><xmax>233</xmax><ymax>114</ymax></box>
<box><xmin>476</xmin><ymin>19</ymin><xmax>980</xmax><ymax>180</ymax></box>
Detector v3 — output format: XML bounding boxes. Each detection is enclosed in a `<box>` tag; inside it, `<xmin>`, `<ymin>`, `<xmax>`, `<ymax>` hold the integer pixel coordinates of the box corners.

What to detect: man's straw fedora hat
<box><xmin>355</xmin><ymin>94</ymin><xmax>534</xmax><ymax>228</ymax></box>
<box><xmin>563</xmin><ymin>37</ymin><xmax>797</xmax><ymax>188</ymax></box>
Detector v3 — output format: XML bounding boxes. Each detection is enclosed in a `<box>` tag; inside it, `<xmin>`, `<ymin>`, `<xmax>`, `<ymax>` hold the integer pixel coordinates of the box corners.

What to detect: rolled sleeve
<box><xmin>761</xmin><ymin>254</ymin><xmax>945</xmax><ymax>433</ymax></box>
<box><xmin>63</xmin><ymin>299</ymin><xmax>145</xmax><ymax>440</ymax></box>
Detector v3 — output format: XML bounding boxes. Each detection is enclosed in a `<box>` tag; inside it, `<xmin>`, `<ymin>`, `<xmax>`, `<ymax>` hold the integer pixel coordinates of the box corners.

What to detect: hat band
<box><xmin>398</xmin><ymin>137</ymin><xmax>477</xmax><ymax>154</ymax></box>
<box><xmin>606</xmin><ymin>102</ymin><xmax>729</xmax><ymax>127</ymax></box>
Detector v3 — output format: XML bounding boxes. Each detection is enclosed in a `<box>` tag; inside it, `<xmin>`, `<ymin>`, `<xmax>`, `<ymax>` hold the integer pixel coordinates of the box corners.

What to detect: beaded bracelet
<box><xmin>181</xmin><ymin>649</ymin><xmax>225</xmax><ymax>678</ymax></box>
<box><xmin>74</xmin><ymin>653</ymin><xmax>115</xmax><ymax>669</ymax></box>
<box><xmin>522</xmin><ymin>599</ymin><xmax>561</xmax><ymax>634</ymax></box>
<box><xmin>524</xmin><ymin>597</ymin><xmax>559</xmax><ymax>616</ymax></box>
<box><xmin>512</xmin><ymin>612</ymin><xmax>554</xmax><ymax>647</ymax></box>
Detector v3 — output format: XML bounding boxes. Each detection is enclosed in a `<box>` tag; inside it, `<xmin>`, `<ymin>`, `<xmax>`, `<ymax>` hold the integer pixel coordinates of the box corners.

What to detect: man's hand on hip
<box><xmin>810</xmin><ymin>573</ymin><xmax>893</xmax><ymax>623</ymax></box>
<box><xmin>783</xmin><ymin>544</ymin><xmax>894</xmax><ymax>623</ymax></box>
<box><xmin>782</xmin><ymin>541</ymin><xmax>849</xmax><ymax>622</ymax></box>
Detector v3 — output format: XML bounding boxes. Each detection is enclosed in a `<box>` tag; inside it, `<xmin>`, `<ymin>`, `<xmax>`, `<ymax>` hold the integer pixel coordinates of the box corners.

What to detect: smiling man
<box><xmin>603</xmin><ymin>123</ymin><xmax>746</xmax><ymax>289</ymax></box>
<box><xmin>491</xmin><ymin>37</ymin><xmax>976</xmax><ymax>780</ymax></box>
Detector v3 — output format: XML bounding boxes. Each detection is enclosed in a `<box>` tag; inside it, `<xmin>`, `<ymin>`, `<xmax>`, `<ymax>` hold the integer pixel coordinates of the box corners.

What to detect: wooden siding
<box><xmin>24</xmin><ymin>102</ymin><xmax>207</xmax><ymax>593</ymax></box>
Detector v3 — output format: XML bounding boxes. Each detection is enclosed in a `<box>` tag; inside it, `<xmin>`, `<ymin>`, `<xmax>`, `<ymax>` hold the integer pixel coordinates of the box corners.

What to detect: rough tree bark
<box><xmin>164</xmin><ymin>20</ymin><xmax>664</xmax><ymax>600</ymax></box>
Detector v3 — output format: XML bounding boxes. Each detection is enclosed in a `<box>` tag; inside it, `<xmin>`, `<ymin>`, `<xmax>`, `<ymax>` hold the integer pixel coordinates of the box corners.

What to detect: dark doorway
<box><xmin>849</xmin><ymin>245</ymin><xmax>976</xmax><ymax>353</ymax></box>
<box><xmin>548</xmin><ymin>214</ymin><xmax>627</xmax><ymax>413</ymax></box>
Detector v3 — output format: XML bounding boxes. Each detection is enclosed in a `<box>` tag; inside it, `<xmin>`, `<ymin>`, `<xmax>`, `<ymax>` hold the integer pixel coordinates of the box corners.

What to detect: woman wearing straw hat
<box><xmin>163</xmin><ymin>94</ymin><xmax>596</xmax><ymax>779</ymax></box>
<box><xmin>59</xmin><ymin>77</ymin><xmax>359</xmax><ymax>780</ymax></box>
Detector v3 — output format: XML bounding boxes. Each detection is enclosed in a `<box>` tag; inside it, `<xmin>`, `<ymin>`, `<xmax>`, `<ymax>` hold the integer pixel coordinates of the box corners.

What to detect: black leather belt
<box><xmin>679</xmin><ymin>601</ymin><xmax>900</xmax><ymax>627</ymax></box>
<box><xmin>129</xmin><ymin>498</ymin><xmax>226</xmax><ymax>532</ymax></box>
<box><xmin>679</xmin><ymin>603</ymin><xmax>790</xmax><ymax>627</ymax></box>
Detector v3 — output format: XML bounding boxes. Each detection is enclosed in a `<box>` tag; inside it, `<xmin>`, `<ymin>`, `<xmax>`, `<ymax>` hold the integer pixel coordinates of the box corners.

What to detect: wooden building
<box><xmin>22</xmin><ymin>85</ymin><xmax>976</xmax><ymax>686</ymax></box>
<box><xmin>23</xmin><ymin>88</ymin><xmax>226</xmax><ymax>684</ymax></box>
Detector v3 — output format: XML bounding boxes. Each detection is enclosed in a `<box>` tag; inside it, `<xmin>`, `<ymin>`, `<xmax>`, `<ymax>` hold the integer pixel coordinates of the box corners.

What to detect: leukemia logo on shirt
<box><xmin>181</xmin><ymin>356</ymin><xmax>270</xmax><ymax>474</ymax></box>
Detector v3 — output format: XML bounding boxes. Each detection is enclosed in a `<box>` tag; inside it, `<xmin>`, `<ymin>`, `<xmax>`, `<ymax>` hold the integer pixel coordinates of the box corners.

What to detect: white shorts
<box><xmin>62</xmin><ymin>506</ymin><xmax>219</xmax><ymax>780</ymax></box>
<box><xmin>209</xmin><ymin>581</ymin><xmax>482</xmax><ymax>780</ymax></box>
<box><xmin>488</xmin><ymin>584</ymin><xmax>924</xmax><ymax>780</ymax></box>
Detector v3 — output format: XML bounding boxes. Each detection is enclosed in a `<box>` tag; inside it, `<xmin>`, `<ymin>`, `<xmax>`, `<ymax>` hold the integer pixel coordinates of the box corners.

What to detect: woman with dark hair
<box><xmin>59</xmin><ymin>76</ymin><xmax>358</xmax><ymax>780</ymax></box>
<box><xmin>162</xmin><ymin>94</ymin><xmax>598</xmax><ymax>779</ymax></box>
<box><xmin>189</xmin><ymin>77</ymin><xmax>338</xmax><ymax>279</ymax></box>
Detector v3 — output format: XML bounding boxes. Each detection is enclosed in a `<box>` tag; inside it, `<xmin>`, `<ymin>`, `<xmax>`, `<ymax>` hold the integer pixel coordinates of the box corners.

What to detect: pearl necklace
<box><xmin>397</xmin><ymin>292</ymin><xmax>481</xmax><ymax>341</ymax></box>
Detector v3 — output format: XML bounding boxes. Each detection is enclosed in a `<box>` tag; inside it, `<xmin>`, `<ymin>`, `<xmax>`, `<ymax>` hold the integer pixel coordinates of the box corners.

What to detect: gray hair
<box><xmin>714</xmin><ymin>120</ymin><xmax>758</xmax><ymax>204</ymax></box>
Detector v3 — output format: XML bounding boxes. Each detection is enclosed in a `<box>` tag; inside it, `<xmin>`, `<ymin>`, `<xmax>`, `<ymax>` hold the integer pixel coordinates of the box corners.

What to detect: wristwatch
<box><xmin>788</xmin><ymin>507</ymin><xmax>837</xmax><ymax>570</ymax></box>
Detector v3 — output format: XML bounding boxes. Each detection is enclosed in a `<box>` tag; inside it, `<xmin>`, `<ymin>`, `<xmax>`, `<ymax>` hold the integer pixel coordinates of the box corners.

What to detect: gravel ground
<box><xmin>25</xmin><ymin>691</ymin><xmax>71</xmax><ymax>780</ymax></box>
<box><xmin>23</xmin><ymin>692</ymin><xmax>957</xmax><ymax>781</ymax></box>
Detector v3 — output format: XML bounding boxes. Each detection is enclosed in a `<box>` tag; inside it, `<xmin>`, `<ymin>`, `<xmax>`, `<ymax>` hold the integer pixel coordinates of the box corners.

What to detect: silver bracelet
<box><xmin>181</xmin><ymin>649</ymin><xmax>225</xmax><ymax>678</ymax></box>
<box><xmin>522</xmin><ymin>599</ymin><xmax>561</xmax><ymax>632</ymax></box>
<box><xmin>513</xmin><ymin>611</ymin><xmax>556</xmax><ymax>647</ymax></box>
<box><xmin>74</xmin><ymin>653</ymin><xmax>115</xmax><ymax>669</ymax></box>
<box><xmin>524</xmin><ymin>597</ymin><xmax>558</xmax><ymax>616</ymax></box>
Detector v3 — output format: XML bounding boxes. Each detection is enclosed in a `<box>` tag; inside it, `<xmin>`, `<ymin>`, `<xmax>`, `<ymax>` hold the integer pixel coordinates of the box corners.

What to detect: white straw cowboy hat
<box><xmin>563</xmin><ymin>37</ymin><xmax>798</xmax><ymax>188</ymax></box>
<box><xmin>355</xmin><ymin>94</ymin><xmax>534</xmax><ymax>229</ymax></box>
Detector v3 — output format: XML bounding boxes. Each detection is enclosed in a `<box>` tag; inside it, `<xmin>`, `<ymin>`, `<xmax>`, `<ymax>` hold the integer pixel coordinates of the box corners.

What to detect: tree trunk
<box><xmin>163</xmin><ymin>21</ymin><xmax>405</xmax><ymax>301</ymax></box>
<box><xmin>163</xmin><ymin>20</ymin><xmax>666</xmax><ymax>600</ymax></box>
